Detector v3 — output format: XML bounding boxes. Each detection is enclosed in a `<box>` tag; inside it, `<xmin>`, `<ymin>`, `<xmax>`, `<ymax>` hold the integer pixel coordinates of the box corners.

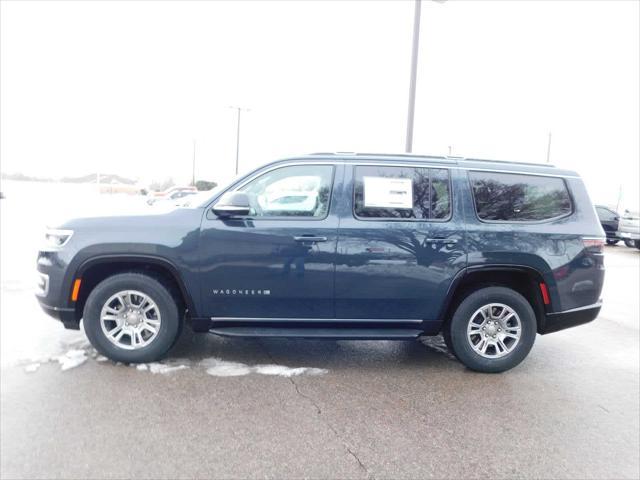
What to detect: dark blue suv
<box><xmin>35</xmin><ymin>153</ymin><xmax>605</xmax><ymax>372</ymax></box>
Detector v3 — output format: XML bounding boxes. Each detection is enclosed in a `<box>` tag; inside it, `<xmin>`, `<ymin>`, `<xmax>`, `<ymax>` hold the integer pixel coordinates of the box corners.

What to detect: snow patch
<box><xmin>24</xmin><ymin>363</ymin><xmax>40</xmax><ymax>373</ymax></box>
<box><xmin>254</xmin><ymin>364</ymin><xmax>328</xmax><ymax>377</ymax></box>
<box><xmin>136</xmin><ymin>364</ymin><xmax>149</xmax><ymax>371</ymax></box>
<box><xmin>57</xmin><ymin>349</ymin><xmax>88</xmax><ymax>371</ymax></box>
<box><xmin>147</xmin><ymin>363</ymin><xmax>189</xmax><ymax>374</ymax></box>
<box><xmin>199</xmin><ymin>357</ymin><xmax>327</xmax><ymax>378</ymax></box>
<box><xmin>200</xmin><ymin>358</ymin><xmax>252</xmax><ymax>377</ymax></box>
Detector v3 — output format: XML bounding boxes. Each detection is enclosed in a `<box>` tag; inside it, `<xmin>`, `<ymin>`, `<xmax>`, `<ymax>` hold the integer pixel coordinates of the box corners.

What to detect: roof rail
<box><xmin>309</xmin><ymin>152</ymin><xmax>448</xmax><ymax>160</ymax></box>
<box><xmin>308</xmin><ymin>152</ymin><xmax>556</xmax><ymax>168</ymax></box>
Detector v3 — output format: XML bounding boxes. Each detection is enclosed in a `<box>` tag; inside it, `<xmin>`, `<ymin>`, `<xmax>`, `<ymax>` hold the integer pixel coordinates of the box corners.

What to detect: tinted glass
<box><xmin>354</xmin><ymin>166</ymin><xmax>451</xmax><ymax>220</ymax></box>
<box><xmin>596</xmin><ymin>207</ymin><xmax>616</xmax><ymax>221</ymax></box>
<box><xmin>469</xmin><ymin>171</ymin><xmax>572</xmax><ymax>221</ymax></box>
<box><xmin>239</xmin><ymin>165</ymin><xmax>333</xmax><ymax>218</ymax></box>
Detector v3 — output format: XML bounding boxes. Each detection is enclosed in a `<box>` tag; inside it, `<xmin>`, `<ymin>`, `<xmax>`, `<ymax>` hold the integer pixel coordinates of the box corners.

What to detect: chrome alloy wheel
<box><xmin>466</xmin><ymin>303</ymin><xmax>522</xmax><ymax>359</ymax></box>
<box><xmin>99</xmin><ymin>290</ymin><xmax>162</xmax><ymax>350</ymax></box>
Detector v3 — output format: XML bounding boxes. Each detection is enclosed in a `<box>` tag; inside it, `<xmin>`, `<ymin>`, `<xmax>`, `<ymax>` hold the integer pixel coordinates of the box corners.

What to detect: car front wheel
<box><xmin>446</xmin><ymin>287</ymin><xmax>537</xmax><ymax>373</ymax></box>
<box><xmin>83</xmin><ymin>273</ymin><xmax>181</xmax><ymax>363</ymax></box>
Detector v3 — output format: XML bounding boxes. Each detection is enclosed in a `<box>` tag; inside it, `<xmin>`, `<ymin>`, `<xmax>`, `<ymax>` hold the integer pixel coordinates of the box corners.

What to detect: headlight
<box><xmin>43</xmin><ymin>228</ymin><xmax>74</xmax><ymax>249</ymax></box>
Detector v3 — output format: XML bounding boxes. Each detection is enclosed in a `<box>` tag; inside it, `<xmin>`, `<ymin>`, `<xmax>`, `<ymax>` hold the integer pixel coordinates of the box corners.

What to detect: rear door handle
<box><xmin>294</xmin><ymin>236</ymin><xmax>328</xmax><ymax>243</ymax></box>
<box><xmin>426</xmin><ymin>238</ymin><xmax>458</xmax><ymax>244</ymax></box>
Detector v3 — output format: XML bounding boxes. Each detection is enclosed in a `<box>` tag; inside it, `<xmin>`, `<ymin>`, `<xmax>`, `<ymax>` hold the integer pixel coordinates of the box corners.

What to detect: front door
<box><xmin>199</xmin><ymin>163</ymin><xmax>341</xmax><ymax>319</ymax></box>
<box><xmin>335</xmin><ymin>163</ymin><xmax>466</xmax><ymax>322</ymax></box>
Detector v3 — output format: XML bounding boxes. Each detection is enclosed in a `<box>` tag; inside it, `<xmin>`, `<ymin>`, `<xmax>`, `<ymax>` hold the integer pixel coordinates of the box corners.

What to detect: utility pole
<box><xmin>192</xmin><ymin>139</ymin><xmax>196</xmax><ymax>186</ymax></box>
<box><xmin>405</xmin><ymin>0</ymin><xmax>421</xmax><ymax>153</ymax></box>
<box><xmin>546</xmin><ymin>132</ymin><xmax>552</xmax><ymax>163</ymax></box>
<box><xmin>230</xmin><ymin>106</ymin><xmax>250</xmax><ymax>175</ymax></box>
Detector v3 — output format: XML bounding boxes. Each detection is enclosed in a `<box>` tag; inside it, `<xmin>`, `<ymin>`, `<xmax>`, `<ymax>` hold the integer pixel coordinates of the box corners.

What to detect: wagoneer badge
<box><xmin>212</xmin><ymin>289</ymin><xmax>271</xmax><ymax>296</ymax></box>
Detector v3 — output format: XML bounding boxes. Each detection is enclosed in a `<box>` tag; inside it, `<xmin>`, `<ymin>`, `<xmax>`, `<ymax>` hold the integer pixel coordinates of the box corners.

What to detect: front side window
<box><xmin>354</xmin><ymin>165</ymin><xmax>451</xmax><ymax>220</ymax></box>
<box><xmin>238</xmin><ymin>165</ymin><xmax>334</xmax><ymax>218</ymax></box>
<box><xmin>469</xmin><ymin>171</ymin><xmax>572</xmax><ymax>222</ymax></box>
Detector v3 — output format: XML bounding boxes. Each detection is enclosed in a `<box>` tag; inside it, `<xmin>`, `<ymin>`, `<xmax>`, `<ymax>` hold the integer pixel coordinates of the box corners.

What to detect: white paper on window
<box><xmin>363</xmin><ymin>176</ymin><xmax>413</xmax><ymax>209</ymax></box>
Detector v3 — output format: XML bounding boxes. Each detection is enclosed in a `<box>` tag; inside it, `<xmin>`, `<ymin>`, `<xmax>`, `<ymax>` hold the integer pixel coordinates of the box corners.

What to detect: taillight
<box><xmin>582</xmin><ymin>237</ymin><xmax>605</xmax><ymax>253</ymax></box>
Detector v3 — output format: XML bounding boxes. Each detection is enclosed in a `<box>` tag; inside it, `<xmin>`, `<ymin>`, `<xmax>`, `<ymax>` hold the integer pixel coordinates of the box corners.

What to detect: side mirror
<box><xmin>212</xmin><ymin>192</ymin><xmax>251</xmax><ymax>218</ymax></box>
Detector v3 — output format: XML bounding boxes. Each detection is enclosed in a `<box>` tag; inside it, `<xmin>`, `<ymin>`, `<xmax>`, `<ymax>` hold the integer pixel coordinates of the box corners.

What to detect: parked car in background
<box><xmin>149</xmin><ymin>190</ymin><xmax>199</xmax><ymax>207</ymax></box>
<box><xmin>36</xmin><ymin>153</ymin><xmax>606</xmax><ymax>373</ymax></box>
<box><xmin>595</xmin><ymin>205</ymin><xmax>621</xmax><ymax>245</ymax></box>
<box><xmin>147</xmin><ymin>186</ymin><xmax>198</xmax><ymax>205</ymax></box>
<box><xmin>618</xmin><ymin>210</ymin><xmax>640</xmax><ymax>249</ymax></box>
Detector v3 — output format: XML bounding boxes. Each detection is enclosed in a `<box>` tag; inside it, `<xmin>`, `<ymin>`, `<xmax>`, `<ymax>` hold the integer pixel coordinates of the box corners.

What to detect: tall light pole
<box><xmin>405</xmin><ymin>0</ymin><xmax>445</xmax><ymax>153</ymax></box>
<box><xmin>405</xmin><ymin>0</ymin><xmax>422</xmax><ymax>153</ymax></box>
<box><xmin>546</xmin><ymin>131</ymin><xmax>552</xmax><ymax>163</ymax></box>
<box><xmin>230</xmin><ymin>106</ymin><xmax>250</xmax><ymax>175</ymax></box>
<box><xmin>192</xmin><ymin>139</ymin><xmax>196</xmax><ymax>186</ymax></box>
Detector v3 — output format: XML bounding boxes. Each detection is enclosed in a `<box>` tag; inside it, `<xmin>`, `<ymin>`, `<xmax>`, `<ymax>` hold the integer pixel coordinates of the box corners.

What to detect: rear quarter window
<box><xmin>469</xmin><ymin>171</ymin><xmax>572</xmax><ymax>222</ymax></box>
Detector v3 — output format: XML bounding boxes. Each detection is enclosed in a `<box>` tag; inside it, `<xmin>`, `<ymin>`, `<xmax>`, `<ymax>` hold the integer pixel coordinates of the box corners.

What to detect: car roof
<box><xmin>271</xmin><ymin>152</ymin><xmax>580</xmax><ymax>177</ymax></box>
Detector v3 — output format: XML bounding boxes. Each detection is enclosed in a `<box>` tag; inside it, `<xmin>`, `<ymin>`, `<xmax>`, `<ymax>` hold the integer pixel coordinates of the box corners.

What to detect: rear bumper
<box><xmin>619</xmin><ymin>231</ymin><xmax>640</xmax><ymax>240</ymax></box>
<box><xmin>539</xmin><ymin>301</ymin><xmax>601</xmax><ymax>334</ymax></box>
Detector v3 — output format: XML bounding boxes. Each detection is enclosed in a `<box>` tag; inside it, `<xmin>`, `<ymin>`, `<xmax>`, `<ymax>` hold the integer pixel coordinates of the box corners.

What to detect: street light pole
<box><xmin>546</xmin><ymin>131</ymin><xmax>552</xmax><ymax>163</ymax></box>
<box><xmin>192</xmin><ymin>139</ymin><xmax>196</xmax><ymax>186</ymax></box>
<box><xmin>405</xmin><ymin>0</ymin><xmax>422</xmax><ymax>153</ymax></box>
<box><xmin>234</xmin><ymin>108</ymin><xmax>241</xmax><ymax>175</ymax></box>
<box><xmin>230</xmin><ymin>106</ymin><xmax>249</xmax><ymax>175</ymax></box>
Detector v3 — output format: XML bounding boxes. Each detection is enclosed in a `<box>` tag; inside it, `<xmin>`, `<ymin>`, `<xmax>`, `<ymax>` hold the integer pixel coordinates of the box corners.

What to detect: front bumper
<box><xmin>37</xmin><ymin>300</ymin><xmax>80</xmax><ymax>330</ymax></box>
<box><xmin>539</xmin><ymin>301</ymin><xmax>601</xmax><ymax>334</ymax></box>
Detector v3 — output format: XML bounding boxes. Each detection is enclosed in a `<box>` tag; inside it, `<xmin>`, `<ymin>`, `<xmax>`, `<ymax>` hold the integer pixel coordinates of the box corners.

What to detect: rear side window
<box><xmin>354</xmin><ymin>166</ymin><xmax>451</xmax><ymax>220</ymax></box>
<box><xmin>469</xmin><ymin>171</ymin><xmax>572</xmax><ymax>222</ymax></box>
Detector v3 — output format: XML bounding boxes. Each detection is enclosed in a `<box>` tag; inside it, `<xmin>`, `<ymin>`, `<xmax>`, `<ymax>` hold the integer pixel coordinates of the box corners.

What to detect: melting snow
<box><xmin>24</xmin><ymin>363</ymin><xmax>40</xmax><ymax>373</ymax></box>
<box><xmin>199</xmin><ymin>358</ymin><xmax>253</xmax><ymax>377</ymax></box>
<box><xmin>253</xmin><ymin>364</ymin><xmax>328</xmax><ymax>377</ymax></box>
<box><xmin>200</xmin><ymin>358</ymin><xmax>327</xmax><ymax>378</ymax></box>
<box><xmin>57</xmin><ymin>349</ymin><xmax>88</xmax><ymax>371</ymax></box>
<box><xmin>147</xmin><ymin>363</ymin><xmax>189</xmax><ymax>374</ymax></box>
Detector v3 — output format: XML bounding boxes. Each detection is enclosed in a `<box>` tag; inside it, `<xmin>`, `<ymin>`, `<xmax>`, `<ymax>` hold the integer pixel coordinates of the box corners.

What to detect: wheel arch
<box><xmin>439</xmin><ymin>265</ymin><xmax>549</xmax><ymax>334</ymax></box>
<box><xmin>72</xmin><ymin>255</ymin><xmax>198</xmax><ymax>323</ymax></box>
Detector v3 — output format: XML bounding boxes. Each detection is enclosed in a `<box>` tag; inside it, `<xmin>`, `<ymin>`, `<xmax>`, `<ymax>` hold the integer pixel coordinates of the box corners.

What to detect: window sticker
<box><xmin>363</xmin><ymin>176</ymin><xmax>413</xmax><ymax>209</ymax></box>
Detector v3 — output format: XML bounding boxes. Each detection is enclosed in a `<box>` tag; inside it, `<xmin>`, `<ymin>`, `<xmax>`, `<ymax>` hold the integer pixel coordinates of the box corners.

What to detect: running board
<box><xmin>208</xmin><ymin>327</ymin><xmax>423</xmax><ymax>339</ymax></box>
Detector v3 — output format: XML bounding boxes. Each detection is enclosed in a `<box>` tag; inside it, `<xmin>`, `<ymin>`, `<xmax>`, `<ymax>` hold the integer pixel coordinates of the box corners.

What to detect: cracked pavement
<box><xmin>1</xmin><ymin>247</ymin><xmax>639</xmax><ymax>479</ymax></box>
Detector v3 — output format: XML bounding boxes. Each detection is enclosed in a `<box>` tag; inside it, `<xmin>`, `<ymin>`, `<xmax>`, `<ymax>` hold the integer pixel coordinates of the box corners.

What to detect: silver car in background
<box><xmin>618</xmin><ymin>210</ymin><xmax>640</xmax><ymax>249</ymax></box>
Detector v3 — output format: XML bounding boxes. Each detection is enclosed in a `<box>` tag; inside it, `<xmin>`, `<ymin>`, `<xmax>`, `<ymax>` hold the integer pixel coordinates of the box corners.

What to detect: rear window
<box><xmin>354</xmin><ymin>166</ymin><xmax>451</xmax><ymax>220</ymax></box>
<box><xmin>469</xmin><ymin>171</ymin><xmax>572</xmax><ymax>222</ymax></box>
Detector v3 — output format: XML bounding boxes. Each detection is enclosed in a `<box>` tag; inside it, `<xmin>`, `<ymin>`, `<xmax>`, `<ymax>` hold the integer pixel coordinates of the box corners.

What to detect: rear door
<box><xmin>199</xmin><ymin>162</ymin><xmax>342</xmax><ymax>319</ymax></box>
<box><xmin>334</xmin><ymin>163</ymin><xmax>466</xmax><ymax>323</ymax></box>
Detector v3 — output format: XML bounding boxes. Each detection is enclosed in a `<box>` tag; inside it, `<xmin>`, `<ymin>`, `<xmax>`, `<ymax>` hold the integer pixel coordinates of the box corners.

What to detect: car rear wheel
<box><xmin>624</xmin><ymin>239</ymin><xmax>637</xmax><ymax>248</ymax></box>
<box><xmin>446</xmin><ymin>286</ymin><xmax>536</xmax><ymax>373</ymax></box>
<box><xmin>83</xmin><ymin>273</ymin><xmax>181</xmax><ymax>363</ymax></box>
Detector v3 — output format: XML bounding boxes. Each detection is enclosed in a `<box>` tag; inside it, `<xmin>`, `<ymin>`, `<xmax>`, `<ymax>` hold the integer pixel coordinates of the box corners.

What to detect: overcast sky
<box><xmin>1</xmin><ymin>0</ymin><xmax>638</xmax><ymax>208</ymax></box>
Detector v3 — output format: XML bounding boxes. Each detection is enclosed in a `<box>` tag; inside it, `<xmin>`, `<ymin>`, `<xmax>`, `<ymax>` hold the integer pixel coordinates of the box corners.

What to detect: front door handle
<box><xmin>294</xmin><ymin>236</ymin><xmax>328</xmax><ymax>243</ymax></box>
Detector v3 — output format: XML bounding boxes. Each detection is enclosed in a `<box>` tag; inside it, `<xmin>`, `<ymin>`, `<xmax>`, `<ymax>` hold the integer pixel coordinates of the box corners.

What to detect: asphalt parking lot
<box><xmin>1</xmin><ymin>244</ymin><xmax>638</xmax><ymax>479</ymax></box>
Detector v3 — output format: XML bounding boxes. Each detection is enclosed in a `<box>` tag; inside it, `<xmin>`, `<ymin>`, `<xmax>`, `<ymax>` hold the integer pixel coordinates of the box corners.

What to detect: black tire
<box><xmin>446</xmin><ymin>286</ymin><xmax>537</xmax><ymax>373</ymax></box>
<box><xmin>606</xmin><ymin>239</ymin><xmax>619</xmax><ymax>245</ymax></box>
<box><xmin>83</xmin><ymin>273</ymin><xmax>181</xmax><ymax>363</ymax></box>
<box><xmin>624</xmin><ymin>239</ymin><xmax>636</xmax><ymax>248</ymax></box>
